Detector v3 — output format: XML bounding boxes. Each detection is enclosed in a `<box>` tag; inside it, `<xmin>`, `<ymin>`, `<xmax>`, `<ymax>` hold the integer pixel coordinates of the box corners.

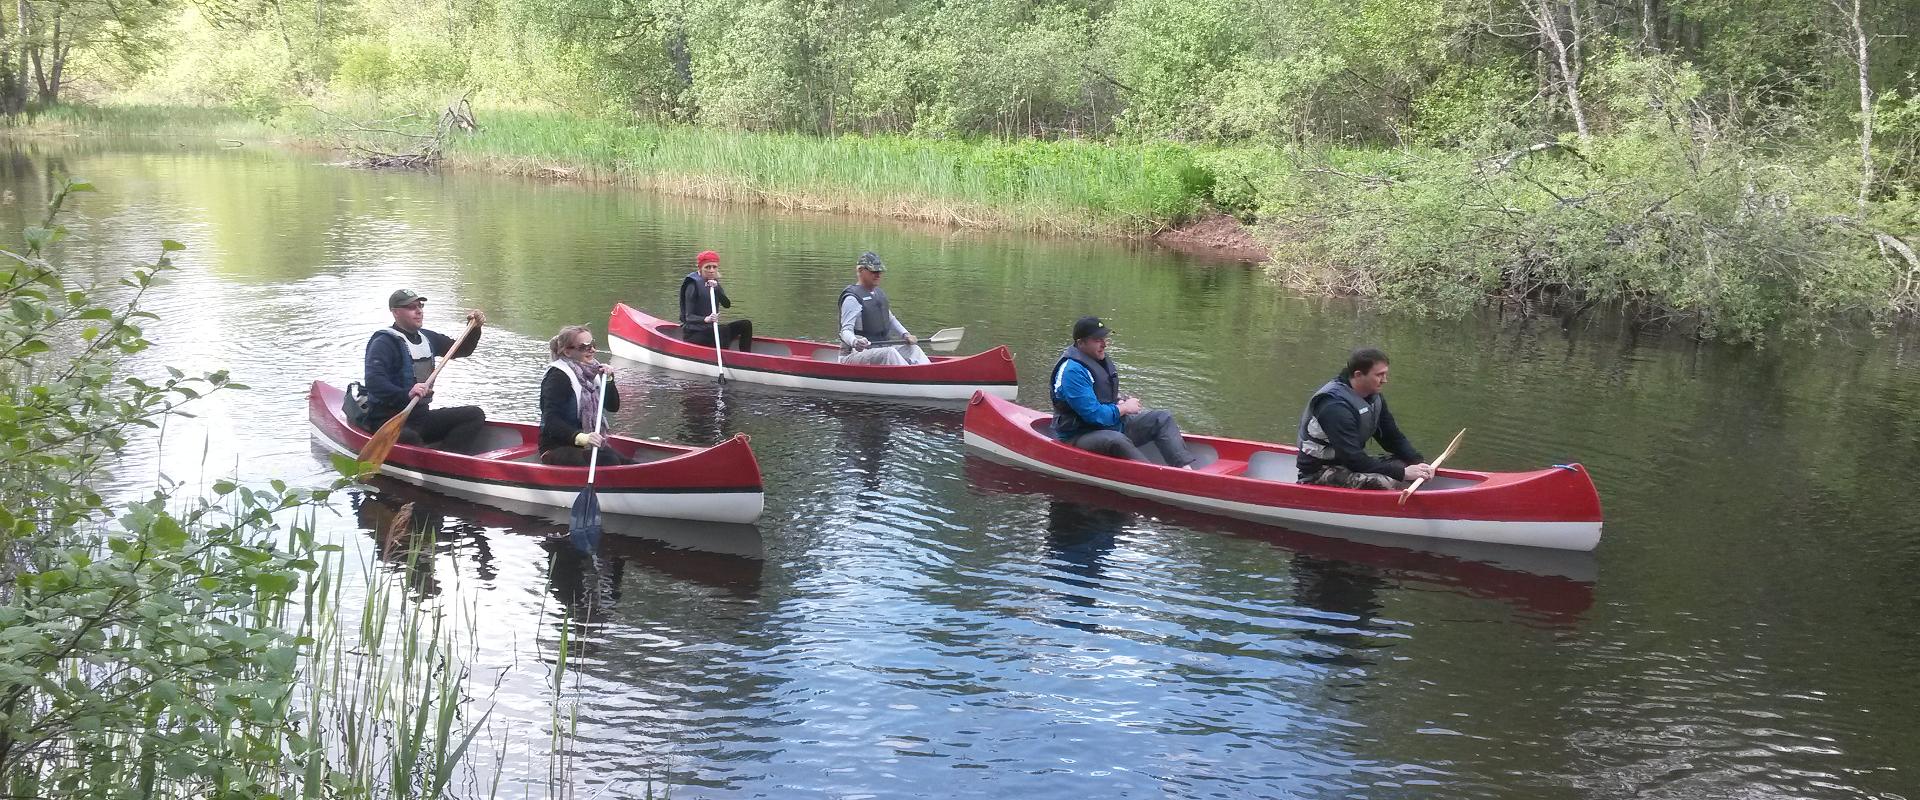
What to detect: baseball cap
<box><xmin>1072</xmin><ymin>316</ymin><xmax>1110</xmax><ymax>341</ymax></box>
<box><xmin>856</xmin><ymin>251</ymin><xmax>886</xmax><ymax>272</ymax></box>
<box><xmin>388</xmin><ymin>289</ymin><xmax>428</xmax><ymax>308</ymax></box>
<box><xmin>695</xmin><ymin>250</ymin><xmax>720</xmax><ymax>266</ymax></box>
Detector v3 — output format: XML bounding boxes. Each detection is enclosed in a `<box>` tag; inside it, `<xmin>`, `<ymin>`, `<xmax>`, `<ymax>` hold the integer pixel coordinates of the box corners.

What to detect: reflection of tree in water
<box><xmin>351</xmin><ymin>488</ymin><xmax>499</xmax><ymax>598</ymax></box>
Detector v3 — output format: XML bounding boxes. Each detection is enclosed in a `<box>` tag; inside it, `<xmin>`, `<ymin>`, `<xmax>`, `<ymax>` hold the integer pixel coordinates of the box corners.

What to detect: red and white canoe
<box><xmin>308</xmin><ymin>381</ymin><xmax>765</xmax><ymax>524</ymax></box>
<box><xmin>962</xmin><ymin>391</ymin><xmax>1603</xmax><ymax>551</ymax></box>
<box><xmin>607</xmin><ymin>304</ymin><xmax>1018</xmax><ymax>401</ymax></box>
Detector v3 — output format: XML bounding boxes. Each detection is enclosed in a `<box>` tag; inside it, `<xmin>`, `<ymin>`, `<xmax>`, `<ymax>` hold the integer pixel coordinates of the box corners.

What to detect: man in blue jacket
<box><xmin>1048</xmin><ymin>316</ymin><xmax>1197</xmax><ymax>469</ymax></box>
<box><xmin>362</xmin><ymin>289</ymin><xmax>488</xmax><ymax>453</ymax></box>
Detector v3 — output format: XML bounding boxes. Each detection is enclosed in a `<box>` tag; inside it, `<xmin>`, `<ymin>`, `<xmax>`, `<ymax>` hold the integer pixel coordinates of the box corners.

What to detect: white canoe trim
<box><xmin>609</xmin><ymin>334</ymin><xmax>1018</xmax><ymax>401</ymax></box>
<box><xmin>964</xmin><ymin>431</ymin><xmax>1601</xmax><ymax>551</ymax></box>
<box><xmin>312</xmin><ymin>424</ymin><xmax>765</xmax><ymax>525</ymax></box>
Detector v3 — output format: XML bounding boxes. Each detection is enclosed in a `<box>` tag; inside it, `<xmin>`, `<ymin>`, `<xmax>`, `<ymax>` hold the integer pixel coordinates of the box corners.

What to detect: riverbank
<box><xmin>8</xmin><ymin>103</ymin><xmax>1269</xmax><ymax>254</ymax></box>
<box><xmin>14</xmin><ymin>101</ymin><xmax>1911</xmax><ymax>342</ymax></box>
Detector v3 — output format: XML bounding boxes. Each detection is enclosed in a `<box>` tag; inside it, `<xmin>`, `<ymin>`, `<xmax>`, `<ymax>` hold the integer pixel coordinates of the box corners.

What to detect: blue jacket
<box><xmin>1049</xmin><ymin>347</ymin><xmax>1122</xmax><ymax>439</ymax></box>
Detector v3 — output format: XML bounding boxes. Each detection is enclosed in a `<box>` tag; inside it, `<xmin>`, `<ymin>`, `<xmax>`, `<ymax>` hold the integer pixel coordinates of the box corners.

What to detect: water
<box><xmin>6</xmin><ymin>137</ymin><xmax>1919</xmax><ymax>799</ymax></box>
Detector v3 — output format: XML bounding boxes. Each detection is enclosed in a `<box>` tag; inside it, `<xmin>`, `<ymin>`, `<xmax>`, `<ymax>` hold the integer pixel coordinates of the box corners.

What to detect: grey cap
<box><xmin>856</xmin><ymin>251</ymin><xmax>886</xmax><ymax>272</ymax></box>
<box><xmin>388</xmin><ymin>289</ymin><xmax>428</xmax><ymax>308</ymax></box>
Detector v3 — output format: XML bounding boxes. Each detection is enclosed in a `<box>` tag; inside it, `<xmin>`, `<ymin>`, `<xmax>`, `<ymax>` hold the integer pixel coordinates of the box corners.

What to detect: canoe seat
<box><xmin>474</xmin><ymin>444</ymin><xmax>542</xmax><ymax>463</ymax></box>
<box><xmin>1245</xmin><ymin>451</ymin><xmax>1301</xmax><ymax>483</ymax></box>
<box><xmin>1197</xmin><ymin>458</ymin><xmax>1246</xmax><ymax>476</ymax></box>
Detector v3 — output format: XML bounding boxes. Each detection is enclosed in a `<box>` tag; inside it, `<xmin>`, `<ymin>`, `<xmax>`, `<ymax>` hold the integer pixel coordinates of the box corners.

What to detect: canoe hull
<box><xmin>962</xmin><ymin>392</ymin><xmax>1602</xmax><ymax>551</ymax></box>
<box><xmin>308</xmin><ymin>381</ymin><xmax>765</xmax><ymax>524</ymax></box>
<box><xmin>608</xmin><ymin>303</ymin><xmax>1018</xmax><ymax>401</ymax></box>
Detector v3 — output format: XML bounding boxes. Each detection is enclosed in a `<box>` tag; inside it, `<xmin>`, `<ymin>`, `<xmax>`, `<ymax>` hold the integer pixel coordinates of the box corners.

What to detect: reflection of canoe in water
<box><xmin>962</xmin><ymin>391</ymin><xmax>1603</xmax><ymax>551</ymax></box>
<box><xmin>965</xmin><ymin>457</ymin><xmax>1595</xmax><ymax>618</ymax></box>
<box><xmin>357</xmin><ymin>474</ymin><xmax>766</xmax><ymax>560</ymax></box>
<box><xmin>357</xmin><ymin>477</ymin><xmax>765</xmax><ymax>600</ymax></box>
<box><xmin>308</xmin><ymin>381</ymin><xmax>765</xmax><ymax>524</ymax></box>
<box><xmin>607</xmin><ymin>303</ymin><xmax>1019</xmax><ymax>400</ymax></box>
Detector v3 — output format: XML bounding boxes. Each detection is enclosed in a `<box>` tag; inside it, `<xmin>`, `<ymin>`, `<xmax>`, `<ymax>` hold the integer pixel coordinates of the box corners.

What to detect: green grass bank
<box><xmin>12</xmin><ymin>103</ymin><xmax>1213</xmax><ymax>237</ymax></box>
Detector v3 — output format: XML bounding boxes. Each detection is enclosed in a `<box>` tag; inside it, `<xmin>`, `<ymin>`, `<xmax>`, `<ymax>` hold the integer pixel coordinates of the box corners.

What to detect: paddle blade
<box><xmin>569</xmin><ymin>487</ymin><xmax>602</xmax><ymax>554</ymax></box>
<box><xmin>357</xmin><ymin>412</ymin><xmax>410</xmax><ymax>472</ymax></box>
<box><xmin>927</xmin><ymin>326</ymin><xmax>965</xmax><ymax>343</ymax></box>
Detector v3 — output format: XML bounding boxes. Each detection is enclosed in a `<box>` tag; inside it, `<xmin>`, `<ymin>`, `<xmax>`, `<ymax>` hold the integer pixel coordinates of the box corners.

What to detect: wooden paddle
<box><xmin>1399</xmin><ymin>428</ymin><xmax>1465</xmax><ymax>506</ymax></box>
<box><xmin>708</xmin><ymin>285</ymin><xmax>727</xmax><ymax>384</ymax></box>
<box><xmin>357</xmin><ymin>318</ymin><xmax>482</xmax><ymax>471</ymax></box>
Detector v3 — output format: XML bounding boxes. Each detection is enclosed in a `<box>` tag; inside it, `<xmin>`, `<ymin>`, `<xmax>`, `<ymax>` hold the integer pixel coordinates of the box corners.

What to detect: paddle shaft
<box><xmin>358</xmin><ymin>319</ymin><xmax>482</xmax><ymax>467</ymax></box>
<box><xmin>586</xmin><ymin>372</ymin><xmax>606</xmax><ymax>484</ymax></box>
<box><xmin>709</xmin><ymin>285</ymin><xmax>726</xmax><ymax>383</ymax></box>
<box><xmin>1398</xmin><ymin>428</ymin><xmax>1466</xmax><ymax>505</ymax></box>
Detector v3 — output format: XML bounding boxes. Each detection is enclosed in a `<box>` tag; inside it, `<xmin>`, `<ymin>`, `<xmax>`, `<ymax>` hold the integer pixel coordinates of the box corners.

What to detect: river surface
<box><xmin>6</xmin><ymin>137</ymin><xmax>1919</xmax><ymax>799</ymax></box>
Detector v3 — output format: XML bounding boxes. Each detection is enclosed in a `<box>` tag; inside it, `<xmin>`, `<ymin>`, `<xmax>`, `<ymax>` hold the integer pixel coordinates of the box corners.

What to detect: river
<box><xmin>6</xmin><ymin>137</ymin><xmax>1918</xmax><ymax>799</ymax></box>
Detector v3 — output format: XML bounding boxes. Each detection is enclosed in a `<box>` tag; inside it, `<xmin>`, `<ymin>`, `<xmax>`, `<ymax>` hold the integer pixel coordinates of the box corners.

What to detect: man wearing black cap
<box><xmin>361</xmin><ymin>289</ymin><xmax>489</xmax><ymax>452</ymax></box>
<box><xmin>1048</xmin><ymin>316</ymin><xmax>1198</xmax><ymax>469</ymax></box>
<box><xmin>838</xmin><ymin>251</ymin><xmax>929</xmax><ymax>366</ymax></box>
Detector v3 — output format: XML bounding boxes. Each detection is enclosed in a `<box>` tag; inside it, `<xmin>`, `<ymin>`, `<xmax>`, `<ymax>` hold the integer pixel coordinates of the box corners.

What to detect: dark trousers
<box><xmin>1067</xmin><ymin>410</ymin><xmax>1196</xmax><ymax>468</ymax></box>
<box><xmin>369</xmin><ymin>405</ymin><xmax>488</xmax><ymax>454</ymax></box>
<box><xmin>539</xmin><ymin>445</ymin><xmax>633</xmax><ymax>467</ymax></box>
<box><xmin>682</xmin><ymin>320</ymin><xmax>754</xmax><ymax>351</ymax></box>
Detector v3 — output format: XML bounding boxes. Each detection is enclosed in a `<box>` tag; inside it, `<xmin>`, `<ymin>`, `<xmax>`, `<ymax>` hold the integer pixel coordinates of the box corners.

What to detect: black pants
<box><xmin>368</xmin><ymin>405</ymin><xmax>488</xmax><ymax>454</ymax></box>
<box><xmin>539</xmin><ymin>445</ymin><xmax>633</xmax><ymax>467</ymax></box>
<box><xmin>683</xmin><ymin>320</ymin><xmax>754</xmax><ymax>351</ymax></box>
<box><xmin>1067</xmin><ymin>411</ymin><xmax>1197</xmax><ymax>468</ymax></box>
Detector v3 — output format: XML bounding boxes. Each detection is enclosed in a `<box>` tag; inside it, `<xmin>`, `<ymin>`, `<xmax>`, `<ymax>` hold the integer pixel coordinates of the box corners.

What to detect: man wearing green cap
<box><xmin>838</xmin><ymin>251</ymin><xmax>929</xmax><ymax>366</ymax></box>
<box><xmin>361</xmin><ymin>289</ymin><xmax>489</xmax><ymax>452</ymax></box>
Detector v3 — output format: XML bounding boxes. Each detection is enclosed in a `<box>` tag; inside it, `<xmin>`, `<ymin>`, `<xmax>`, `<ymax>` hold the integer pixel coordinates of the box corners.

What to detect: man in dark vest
<box><xmin>1296</xmin><ymin>347</ymin><xmax>1434</xmax><ymax>488</ymax></box>
<box><xmin>837</xmin><ymin>251</ymin><xmax>930</xmax><ymax>366</ymax></box>
<box><xmin>361</xmin><ymin>289</ymin><xmax>489</xmax><ymax>452</ymax></box>
<box><xmin>1048</xmin><ymin>316</ymin><xmax>1198</xmax><ymax>468</ymax></box>
<box><xmin>679</xmin><ymin>250</ymin><xmax>754</xmax><ymax>351</ymax></box>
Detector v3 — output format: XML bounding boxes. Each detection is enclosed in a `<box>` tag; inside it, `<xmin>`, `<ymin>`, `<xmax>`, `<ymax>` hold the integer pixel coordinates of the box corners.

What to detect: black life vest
<box><xmin>1297</xmin><ymin>377</ymin><xmax>1382</xmax><ymax>472</ymax></box>
<box><xmin>680</xmin><ymin>272</ymin><xmax>712</xmax><ymax>336</ymax></box>
<box><xmin>1049</xmin><ymin>345</ymin><xmax>1119</xmax><ymax>438</ymax></box>
<box><xmin>839</xmin><ymin>283</ymin><xmax>892</xmax><ymax>345</ymax></box>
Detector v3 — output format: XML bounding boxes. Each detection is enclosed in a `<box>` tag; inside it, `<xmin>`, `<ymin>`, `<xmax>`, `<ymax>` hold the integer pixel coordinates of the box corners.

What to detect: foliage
<box><xmin>16</xmin><ymin>0</ymin><xmax>1920</xmax><ymax>338</ymax></box>
<box><xmin>0</xmin><ymin>184</ymin><xmax>506</xmax><ymax>797</ymax></box>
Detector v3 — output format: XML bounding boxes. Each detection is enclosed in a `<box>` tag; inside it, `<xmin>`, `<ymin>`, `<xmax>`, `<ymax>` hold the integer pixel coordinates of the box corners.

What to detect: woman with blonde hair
<box><xmin>539</xmin><ymin>325</ymin><xmax>631</xmax><ymax>466</ymax></box>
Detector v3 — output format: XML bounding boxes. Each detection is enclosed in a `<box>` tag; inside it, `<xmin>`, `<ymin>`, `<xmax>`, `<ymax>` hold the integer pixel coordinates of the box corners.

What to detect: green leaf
<box><xmin>66</xmin><ymin>181</ymin><xmax>96</xmax><ymax>193</ymax></box>
<box><xmin>150</xmin><ymin>515</ymin><xmax>188</xmax><ymax>549</ymax></box>
<box><xmin>160</xmin><ymin>239</ymin><xmax>186</xmax><ymax>252</ymax></box>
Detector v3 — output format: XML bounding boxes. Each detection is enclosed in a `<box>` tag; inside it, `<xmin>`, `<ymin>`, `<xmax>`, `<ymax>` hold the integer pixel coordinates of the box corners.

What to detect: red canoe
<box><xmin>308</xmin><ymin>381</ymin><xmax>765</xmax><ymax>524</ymax></box>
<box><xmin>607</xmin><ymin>304</ymin><xmax>1018</xmax><ymax>400</ymax></box>
<box><xmin>961</xmin><ymin>391</ymin><xmax>1603</xmax><ymax>551</ymax></box>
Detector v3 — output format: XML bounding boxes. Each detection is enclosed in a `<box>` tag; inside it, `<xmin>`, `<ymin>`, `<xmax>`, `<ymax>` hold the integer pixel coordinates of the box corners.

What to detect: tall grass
<box><xmin>5</xmin><ymin>103</ymin><xmax>277</xmax><ymax>139</ymax></box>
<box><xmin>5</xmin><ymin>102</ymin><xmax>1206</xmax><ymax>236</ymax></box>
<box><xmin>452</xmin><ymin>110</ymin><xmax>1204</xmax><ymax>235</ymax></box>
